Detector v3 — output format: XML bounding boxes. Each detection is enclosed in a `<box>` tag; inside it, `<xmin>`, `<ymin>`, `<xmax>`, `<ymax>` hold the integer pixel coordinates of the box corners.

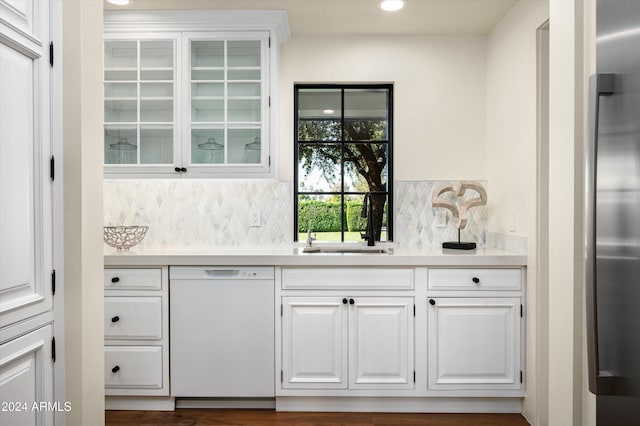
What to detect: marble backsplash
<box><xmin>104</xmin><ymin>179</ymin><xmax>487</xmax><ymax>250</ymax></box>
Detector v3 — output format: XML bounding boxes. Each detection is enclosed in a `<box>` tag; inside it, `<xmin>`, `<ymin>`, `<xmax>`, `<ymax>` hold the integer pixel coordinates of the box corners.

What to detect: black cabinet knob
<box><xmin>181</xmin><ymin>167</ymin><xmax>187</xmax><ymax>173</ymax></box>
<box><xmin>111</xmin><ymin>277</ymin><xmax>120</xmax><ymax>283</ymax></box>
<box><xmin>111</xmin><ymin>316</ymin><xmax>120</xmax><ymax>323</ymax></box>
<box><xmin>429</xmin><ymin>299</ymin><xmax>436</xmax><ymax>306</ymax></box>
<box><xmin>111</xmin><ymin>365</ymin><xmax>120</xmax><ymax>373</ymax></box>
<box><xmin>342</xmin><ymin>298</ymin><xmax>348</xmax><ymax>304</ymax></box>
<box><xmin>472</xmin><ymin>277</ymin><xmax>480</xmax><ymax>284</ymax></box>
<box><xmin>349</xmin><ymin>298</ymin><xmax>355</xmax><ymax>305</ymax></box>
<box><xmin>175</xmin><ymin>167</ymin><xmax>181</xmax><ymax>172</ymax></box>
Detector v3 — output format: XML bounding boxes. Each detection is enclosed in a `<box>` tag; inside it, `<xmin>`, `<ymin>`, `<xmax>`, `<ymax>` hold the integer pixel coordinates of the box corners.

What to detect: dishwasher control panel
<box><xmin>170</xmin><ymin>266</ymin><xmax>275</xmax><ymax>280</ymax></box>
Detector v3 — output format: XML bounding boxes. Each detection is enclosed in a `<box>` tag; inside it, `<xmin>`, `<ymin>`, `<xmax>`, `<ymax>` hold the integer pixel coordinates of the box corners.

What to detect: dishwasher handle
<box><xmin>204</xmin><ymin>269</ymin><xmax>241</xmax><ymax>278</ymax></box>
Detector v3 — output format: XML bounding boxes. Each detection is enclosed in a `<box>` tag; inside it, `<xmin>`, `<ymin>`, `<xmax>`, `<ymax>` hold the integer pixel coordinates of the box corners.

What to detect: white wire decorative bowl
<box><xmin>103</xmin><ymin>226</ymin><xmax>148</xmax><ymax>251</ymax></box>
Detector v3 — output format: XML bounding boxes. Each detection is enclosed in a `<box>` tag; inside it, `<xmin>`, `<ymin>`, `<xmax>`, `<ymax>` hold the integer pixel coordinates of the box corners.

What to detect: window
<box><xmin>294</xmin><ymin>84</ymin><xmax>393</xmax><ymax>242</ymax></box>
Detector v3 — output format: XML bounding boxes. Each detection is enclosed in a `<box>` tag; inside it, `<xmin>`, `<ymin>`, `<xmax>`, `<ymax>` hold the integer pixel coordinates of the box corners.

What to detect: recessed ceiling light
<box><xmin>379</xmin><ymin>0</ymin><xmax>405</xmax><ymax>12</ymax></box>
<box><xmin>106</xmin><ymin>0</ymin><xmax>130</xmax><ymax>5</ymax></box>
<box><xmin>322</xmin><ymin>109</ymin><xmax>335</xmax><ymax>115</ymax></box>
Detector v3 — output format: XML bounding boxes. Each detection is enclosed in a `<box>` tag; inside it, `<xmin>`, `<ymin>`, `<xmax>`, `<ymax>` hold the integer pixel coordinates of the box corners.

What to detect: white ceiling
<box><xmin>106</xmin><ymin>0</ymin><xmax>519</xmax><ymax>35</ymax></box>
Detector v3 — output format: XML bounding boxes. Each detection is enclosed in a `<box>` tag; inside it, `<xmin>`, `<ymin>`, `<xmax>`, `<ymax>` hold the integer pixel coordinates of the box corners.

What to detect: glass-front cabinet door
<box><xmin>103</xmin><ymin>31</ymin><xmax>271</xmax><ymax>177</ymax></box>
<box><xmin>185</xmin><ymin>33</ymin><xmax>269</xmax><ymax>173</ymax></box>
<box><xmin>104</xmin><ymin>35</ymin><xmax>178</xmax><ymax>173</ymax></box>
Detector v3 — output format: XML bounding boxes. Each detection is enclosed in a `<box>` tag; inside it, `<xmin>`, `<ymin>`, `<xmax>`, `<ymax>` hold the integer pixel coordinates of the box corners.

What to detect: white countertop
<box><xmin>104</xmin><ymin>245</ymin><xmax>527</xmax><ymax>267</ymax></box>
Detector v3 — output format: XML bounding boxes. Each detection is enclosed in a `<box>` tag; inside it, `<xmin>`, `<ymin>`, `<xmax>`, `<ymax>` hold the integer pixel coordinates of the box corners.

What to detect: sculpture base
<box><xmin>442</xmin><ymin>241</ymin><xmax>476</xmax><ymax>250</ymax></box>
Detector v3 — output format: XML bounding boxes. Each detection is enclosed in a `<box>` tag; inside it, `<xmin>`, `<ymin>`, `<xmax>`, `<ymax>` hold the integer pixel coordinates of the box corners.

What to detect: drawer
<box><xmin>104</xmin><ymin>268</ymin><xmax>162</xmax><ymax>290</ymax></box>
<box><xmin>105</xmin><ymin>297</ymin><xmax>162</xmax><ymax>340</ymax></box>
<box><xmin>428</xmin><ymin>268</ymin><xmax>522</xmax><ymax>291</ymax></box>
<box><xmin>282</xmin><ymin>268</ymin><xmax>414</xmax><ymax>290</ymax></box>
<box><xmin>105</xmin><ymin>346</ymin><xmax>163</xmax><ymax>389</ymax></box>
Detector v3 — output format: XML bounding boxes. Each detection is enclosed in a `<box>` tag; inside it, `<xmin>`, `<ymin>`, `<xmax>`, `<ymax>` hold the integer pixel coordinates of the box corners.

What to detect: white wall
<box><xmin>485</xmin><ymin>1</ymin><xmax>549</xmax><ymax>424</ymax></box>
<box><xmin>63</xmin><ymin>0</ymin><xmax>105</xmax><ymax>425</ymax></box>
<box><xmin>279</xmin><ymin>35</ymin><xmax>487</xmax><ymax>182</ymax></box>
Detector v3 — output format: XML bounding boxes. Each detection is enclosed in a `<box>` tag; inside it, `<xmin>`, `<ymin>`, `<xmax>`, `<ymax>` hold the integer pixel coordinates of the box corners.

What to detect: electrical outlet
<box><xmin>434</xmin><ymin>209</ymin><xmax>447</xmax><ymax>228</ymax></box>
<box><xmin>250</xmin><ymin>209</ymin><xmax>261</xmax><ymax>227</ymax></box>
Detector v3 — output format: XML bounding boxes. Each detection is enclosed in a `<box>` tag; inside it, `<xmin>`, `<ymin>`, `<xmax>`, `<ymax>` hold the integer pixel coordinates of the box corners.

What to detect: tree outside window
<box><xmin>294</xmin><ymin>85</ymin><xmax>393</xmax><ymax>242</ymax></box>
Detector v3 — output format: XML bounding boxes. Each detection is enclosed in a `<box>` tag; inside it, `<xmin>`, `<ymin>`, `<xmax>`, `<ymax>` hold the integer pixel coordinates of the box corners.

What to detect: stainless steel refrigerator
<box><xmin>586</xmin><ymin>0</ymin><xmax>640</xmax><ymax>424</ymax></box>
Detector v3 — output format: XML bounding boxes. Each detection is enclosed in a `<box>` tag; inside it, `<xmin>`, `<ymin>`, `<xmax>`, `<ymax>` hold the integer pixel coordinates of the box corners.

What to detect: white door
<box><xmin>282</xmin><ymin>297</ymin><xmax>347</xmax><ymax>389</ymax></box>
<box><xmin>427</xmin><ymin>297</ymin><xmax>521</xmax><ymax>391</ymax></box>
<box><xmin>349</xmin><ymin>297</ymin><xmax>414</xmax><ymax>389</ymax></box>
<box><xmin>0</xmin><ymin>0</ymin><xmax>53</xmax><ymax>328</ymax></box>
<box><xmin>0</xmin><ymin>325</ymin><xmax>54</xmax><ymax>426</ymax></box>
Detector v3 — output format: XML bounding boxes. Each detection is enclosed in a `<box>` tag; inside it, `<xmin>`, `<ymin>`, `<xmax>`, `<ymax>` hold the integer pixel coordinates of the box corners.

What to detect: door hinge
<box><xmin>520</xmin><ymin>370</ymin><xmax>523</xmax><ymax>383</ymax></box>
<box><xmin>520</xmin><ymin>304</ymin><xmax>523</xmax><ymax>318</ymax></box>
<box><xmin>268</xmin><ymin>96</ymin><xmax>271</xmax><ymax>107</ymax></box>
<box><xmin>51</xmin><ymin>337</ymin><xmax>56</xmax><ymax>362</ymax></box>
<box><xmin>50</xmin><ymin>156</ymin><xmax>55</xmax><ymax>181</ymax></box>
<box><xmin>49</xmin><ymin>42</ymin><xmax>54</xmax><ymax>67</ymax></box>
<box><xmin>269</xmin><ymin>155</ymin><xmax>271</xmax><ymax>167</ymax></box>
<box><xmin>414</xmin><ymin>370</ymin><xmax>416</xmax><ymax>383</ymax></box>
<box><xmin>51</xmin><ymin>269</ymin><xmax>56</xmax><ymax>295</ymax></box>
<box><xmin>281</xmin><ymin>370</ymin><xmax>283</xmax><ymax>382</ymax></box>
<box><xmin>268</xmin><ymin>37</ymin><xmax>271</xmax><ymax>48</ymax></box>
<box><xmin>413</xmin><ymin>304</ymin><xmax>415</xmax><ymax>317</ymax></box>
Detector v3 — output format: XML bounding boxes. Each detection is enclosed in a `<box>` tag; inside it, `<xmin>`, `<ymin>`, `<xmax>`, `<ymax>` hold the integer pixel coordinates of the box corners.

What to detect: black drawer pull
<box><xmin>472</xmin><ymin>277</ymin><xmax>480</xmax><ymax>284</ymax></box>
<box><xmin>342</xmin><ymin>298</ymin><xmax>348</xmax><ymax>304</ymax></box>
<box><xmin>429</xmin><ymin>299</ymin><xmax>436</xmax><ymax>306</ymax></box>
<box><xmin>111</xmin><ymin>276</ymin><xmax>120</xmax><ymax>283</ymax></box>
<box><xmin>111</xmin><ymin>316</ymin><xmax>120</xmax><ymax>323</ymax></box>
<box><xmin>111</xmin><ymin>365</ymin><xmax>120</xmax><ymax>373</ymax></box>
<box><xmin>349</xmin><ymin>298</ymin><xmax>355</xmax><ymax>305</ymax></box>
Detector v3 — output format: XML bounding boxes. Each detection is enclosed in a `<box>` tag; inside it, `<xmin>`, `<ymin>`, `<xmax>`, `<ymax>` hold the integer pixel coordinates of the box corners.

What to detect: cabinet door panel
<box><xmin>427</xmin><ymin>297</ymin><xmax>521</xmax><ymax>390</ymax></box>
<box><xmin>104</xmin><ymin>268</ymin><xmax>162</xmax><ymax>290</ymax></box>
<box><xmin>349</xmin><ymin>297</ymin><xmax>414</xmax><ymax>389</ymax></box>
<box><xmin>104</xmin><ymin>297</ymin><xmax>162</xmax><ymax>340</ymax></box>
<box><xmin>105</xmin><ymin>346</ymin><xmax>163</xmax><ymax>391</ymax></box>
<box><xmin>0</xmin><ymin>325</ymin><xmax>53</xmax><ymax>426</ymax></box>
<box><xmin>104</xmin><ymin>35</ymin><xmax>179</xmax><ymax>173</ymax></box>
<box><xmin>428</xmin><ymin>268</ymin><xmax>522</xmax><ymax>291</ymax></box>
<box><xmin>282</xmin><ymin>297</ymin><xmax>347</xmax><ymax>389</ymax></box>
<box><xmin>0</xmin><ymin>0</ymin><xmax>52</xmax><ymax>328</ymax></box>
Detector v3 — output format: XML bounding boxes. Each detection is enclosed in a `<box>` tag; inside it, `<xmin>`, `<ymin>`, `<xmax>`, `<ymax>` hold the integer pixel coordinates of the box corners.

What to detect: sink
<box><xmin>301</xmin><ymin>246</ymin><xmax>393</xmax><ymax>254</ymax></box>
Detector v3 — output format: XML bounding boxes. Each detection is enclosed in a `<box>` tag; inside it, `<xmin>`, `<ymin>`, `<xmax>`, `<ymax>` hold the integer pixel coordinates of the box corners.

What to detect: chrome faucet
<box><xmin>360</xmin><ymin>193</ymin><xmax>376</xmax><ymax>247</ymax></box>
<box><xmin>306</xmin><ymin>206</ymin><xmax>316</xmax><ymax>247</ymax></box>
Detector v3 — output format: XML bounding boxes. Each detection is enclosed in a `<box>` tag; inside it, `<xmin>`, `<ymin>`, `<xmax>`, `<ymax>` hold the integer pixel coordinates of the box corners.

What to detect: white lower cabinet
<box><xmin>281</xmin><ymin>295</ymin><xmax>414</xmax><ymax>391</ymax></box>
<box><xmin>349</xmin><ymin>297</ymin><xmax>414</xmax><ymax>389</ymax></box>
<box><xmin>426</xmin><ymin>268</ymin><xmax>524</xmax><ymax>395</ymax></box>
<box><xmin>104</xmin><ymin>267</ymin><xmax>169</xmax><ymax>398</ymax></box>
<box><xmin>0</xmin><ymin>325</ymin><xmax>54</xmax><ymax>426</ymax></box>
<box><xmin>105</xmin><ymin>346</ymin><xmax>164</xmax><ymax>390</ymax></box>
<box><xmin>282</xmin><ymin>297</ymin><xmax>347</xmax><ymax>389</ymax></box>
<box><xmin>427</xmin><ymin>297</ymin><xmax>521</xmax><ymax>391</ymax></box>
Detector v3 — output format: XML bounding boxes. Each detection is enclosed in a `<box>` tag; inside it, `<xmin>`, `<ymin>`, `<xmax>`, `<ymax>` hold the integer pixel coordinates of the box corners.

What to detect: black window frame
<box><xmin>293</xmin><ymin>83</ymin><xmax>394</xmax><ymax>242</ymax></box>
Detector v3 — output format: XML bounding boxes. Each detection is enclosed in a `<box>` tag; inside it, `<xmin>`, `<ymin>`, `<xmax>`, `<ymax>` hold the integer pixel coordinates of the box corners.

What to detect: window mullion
<box><xmin>340</xmin><ymin>88</ymin><xmax>345</xmax><ymax>242</ymax></box>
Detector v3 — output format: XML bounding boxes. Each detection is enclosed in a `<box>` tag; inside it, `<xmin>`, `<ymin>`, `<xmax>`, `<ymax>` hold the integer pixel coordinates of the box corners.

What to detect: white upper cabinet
<box><xmin>184</xmin><ymin>33</ymin><xmax>269</xmax><ymax>173</ymax></box>
<box><xmin>103</xmin><ymin>10</ymin><xmax>290</xmax><ymax>178</ymax></box>
<box><xmin>104</xmin><ymin>35</ymin><xmax>179</xmax><ymax>172</ymax></box>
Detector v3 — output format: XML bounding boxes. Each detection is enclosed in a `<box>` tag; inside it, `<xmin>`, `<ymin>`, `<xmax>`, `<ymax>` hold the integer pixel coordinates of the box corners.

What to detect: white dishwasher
<box><xmin>170</xmin><ymin>267</ymin><xmax>274</xmax><ymax>397</ymax></box>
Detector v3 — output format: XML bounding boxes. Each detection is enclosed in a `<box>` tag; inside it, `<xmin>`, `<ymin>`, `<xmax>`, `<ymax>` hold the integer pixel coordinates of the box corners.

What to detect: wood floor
<box><xmin>106</xmin><ymin>409</ymin><xmax>530</xmax><ymax>426</ymax></box>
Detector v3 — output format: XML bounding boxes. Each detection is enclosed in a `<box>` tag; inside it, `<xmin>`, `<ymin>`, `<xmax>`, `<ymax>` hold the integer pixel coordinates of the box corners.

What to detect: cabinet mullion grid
<box><xmin>136</xmin><ymin>40</ymin><xmax>141</xmax><ymax>165</ymax></box>
<box><xmin>224</xmin><ymin>39</ymin><xmax>229</xmax><ymax>165</ymax></box>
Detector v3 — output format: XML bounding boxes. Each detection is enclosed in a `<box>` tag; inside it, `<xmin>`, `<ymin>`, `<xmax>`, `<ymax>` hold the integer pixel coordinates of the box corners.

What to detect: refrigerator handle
<box><xmin>586</xmin><ymin>73</ymin><xmax>615</xmax><ymax>395</ymax></box>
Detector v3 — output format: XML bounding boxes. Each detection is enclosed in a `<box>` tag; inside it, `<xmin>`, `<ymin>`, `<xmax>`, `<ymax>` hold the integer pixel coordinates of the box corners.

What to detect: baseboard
<box><xmin>105</xmin><ymin>396</ymin><xmax>175</xmax><ymax>411</ymax></box>
<box><xmin>175</xmin><ymin>398</ymin><xmax>276</xmax><ymax>409</ymax></box>
<box><xmin>276</xmin><ymin>396</ymin><xmax>522</xmax><ymax>413</ymax></box>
